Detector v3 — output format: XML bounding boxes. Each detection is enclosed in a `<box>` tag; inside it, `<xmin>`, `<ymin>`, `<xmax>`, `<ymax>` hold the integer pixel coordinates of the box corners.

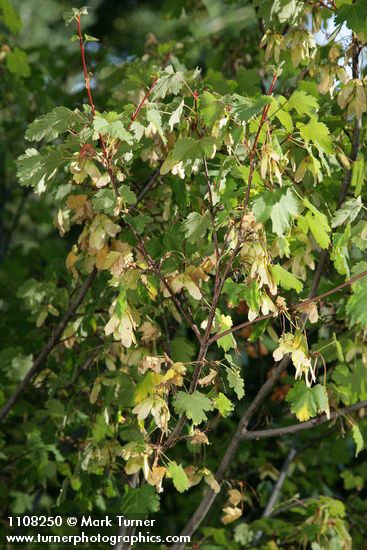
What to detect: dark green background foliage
<box><xmin>1</xmin><ymin>1</ymin><xmax>367</xmax><ymax>549</ymax></box>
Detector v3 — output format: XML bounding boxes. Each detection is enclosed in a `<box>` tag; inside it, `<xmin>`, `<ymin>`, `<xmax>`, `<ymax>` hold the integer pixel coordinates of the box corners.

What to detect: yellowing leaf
<box><xmin>221</xmin><ymin>506</ymin><xmax>242</xmax><ymax>525</ymax></box>
<box><xmin>213</xmin><ymin>392</ymin><xmax>234</xmax><ymax>417</ymax></box>
<box><xmin>297</xmin><ymin>117</ymin><xmax>333</xmax><ymax>154</ymax></box>
<box><xmin>352</xmin><ymin>424</ymin><xmax>365</xmax><ymax>457</ymax></box>
<box><xmin>286</xmin><ymin>381</ymin><xmax>330</xmax><ymax>422</ymax></box>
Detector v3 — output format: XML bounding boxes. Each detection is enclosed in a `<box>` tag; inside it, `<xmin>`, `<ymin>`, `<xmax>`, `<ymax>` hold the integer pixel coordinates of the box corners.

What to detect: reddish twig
<box><xmin>76</xmin><ymin>16</ymin><xmax>119</xmax><ymax>198</ymax></box>
<box><xmin>127</xmin><ymin>77</ymin><xmax>158</xmax><ymax>129</ymax></box>
<box><xmin>242</xmin><ymin>71</ymin><xmax>278</xmax><ymax>214</ymax></box>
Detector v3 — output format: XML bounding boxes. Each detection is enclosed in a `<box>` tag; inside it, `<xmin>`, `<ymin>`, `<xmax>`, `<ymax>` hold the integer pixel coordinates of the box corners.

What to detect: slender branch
<box><xmin>203</xmin><ymin>158</ymin><xmax>220</xmax><ymax>269</ymax></box>
<box><xmin>126</xmin><ymin>50</ymin><xmax>172</xmax><ymax>131</ymax></box>
<box><xmin>0</xmin><ymin>188</ymin><xmax>30</xmax><ymax>262</ymax></box>
<box><xmin>0</xmin><ymin>268</ymin><xmax>97</xmax><ymax>424</ymax></box>
<box><xmin>134</xmin><ymin>167</ymin><xmax>161</xmax><ymax>205</ymax></box>
<box><xmin>76</xmin><ymin>16</ymin><xmax>119</xmax><ymax>198</ymax></box>
<box><xmin>133</xmin><ymin>236</ymin><xmax>202</xmax><ymax>343</ymax></box>
<box><xmin>252</xmin><ymin>444</ymin><xmax>298</xmax><ymax>543</ymax></box>
<box><xmin>262</xmin><ymin>446</ymin><xmax>298</xmax><ymax>516</ymax></box>
<box><xmin>209</xmin><ymin>268</ymin><xmax>367</xmax><ymax>344</ymax></box>
<box><xmin>127</xmin><ymin>77</ymin><xmax>158</xmax><ymax>130</ymax></box>
<box><xmin>242</xmin><ymin>400</ymin><xmax>367</xmax><ymax>440</ymax></box>
<box><xmin>242</xmin><ymin>71</ymin><xmax>278</xmax><ymax>214</ymax></box>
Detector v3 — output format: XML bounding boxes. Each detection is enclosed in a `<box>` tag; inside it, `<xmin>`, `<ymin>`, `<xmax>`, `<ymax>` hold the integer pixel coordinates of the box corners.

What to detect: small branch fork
<box><xmin>242</xmin><ymin>71</ymin><xmax>278</xmax><ymax>215</ymax></box>
<box><xmin>127</xmin><ymin>77</ymin><xmax>158</xmax><ymax>130</ymax></box>
<box><xmin>133</xmin><ymin>236</ymin><xmax>202</xmax><ymax>342</ymax></box>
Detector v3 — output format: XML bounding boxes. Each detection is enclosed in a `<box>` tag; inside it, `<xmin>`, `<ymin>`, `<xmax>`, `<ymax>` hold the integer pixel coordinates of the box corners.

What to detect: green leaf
<box><xmin>115</xmin><ymin>288</ymin><xmax>127</xmax><ymax>318</ymax></box>
<box><xmin>213</xmin><ymin>392</ymin><xmax>234</xmax><ymax>417</ymax></box>
<box><xmin>253</xmin><ymin>188</ymin><xmax>299</xmax><ymax>236</ymax></box>
<box><xmin>93</xmin><ymin>114</ymin><xmax>133</xmax><ymax>144</ymax></box>
<box><xmin>215</xmin><ymin>314</ymin><xmax>237</xmax><ymax>352</ymax></box>
<box><xmin>84</xmin><ymin>34</ymin><xmax>99</xmax><ymax>42</ymax></box>
<box><xmin>168</xmin><ymin>100</ymin><xmax>184</xmax><ymax>131</ymax></box>
<box><xmin>200</xmin><ymin>91</ymin><xmax>225</xmax><ymax>127</ymax></box>
<box><xmin>171</xmin><ymin>337</ymin><xmax>196</xmax><ymax>362</ymax></box>
<box><xmin>234</xmin><ymin>523</ymin><xmax>255</xmax><ymax>545</ymax></box>
<box><xmin>231</xmin><ymin>94</ymin><xmax>272</xmax><ymax>122</ymax></box>
<box><xmin>146</xmin><ymin>109</ymin><xmax>167</xmax><ymax>144</ymax></box>
<box><xmin>332</xmin><ymin>363</ymin><xmax>367</xmax><ymax>405</ymax></box>
<box><xmin>26</xmin><ymin>107</ymin><xmax>85</xmax><ymax>142</ymax></box>
<box><xmin>351</xmin><ymin>156</ymin><xmax>364</xmax><ymax>196</ymax></box>
<box><xmin>119</xmin><ymin>185</ymin><xmax>137</xmax><ymax>205</ymax></box>
<box><xmin>330</xmin><ymin>225</ymin><xmax>351</xmax><ymax>276</ymax></box>
<box><xmin>63</xmin><ymin>7</ymin><xmax>88</xmax><ymax>24</ymax></box>
<box><xmin>17</xmin><ymin>148</ymin><xmax>66</xmax><ymax>193</ymax></box>
<box><xmin>272</xmin><ymin>100</ymin><xmax>293</xmax><ymax>133</ymax></box>
<box><xmin>287</xmin><ymin>90</ymin><xmax>318</xmax><ymax>115</ymax></box>
<box><xmin>124</xmin><ymin>213</ymin><xmax>153</xmax><ymax>234</ymax></box>
<box><xmin>226</xmin><ymin>367</ymin><xmax>245</xmax><ymax>400</ymax></box>
<box><xmin>90</xmin><ymin>381</ymin><xmax>102</xmax><ymax>404</ymax></box>
<box><xmin>303</xmin><ymin>198</ymin><xmax>331</xmax><ymax>249</ymax></box>
<box><xmin>346</xmin><ymin>262</ymin><xmax>367</xmax><ymax>328</ymax></box>
<box><xmin>352</xmin><ymin>424</ymin><xmax>365</xmax><ymax>457</ymax></box>
<box><xmin>133</xmin><ymin>372</ymin><xmax>164</xmax><ymax>405</ymax></box>
<box><xmin>0</xmin><ymin>0</ymin><xmax>22</xmax><ymax>33</ymax></box>
<box><xmin>160</xmin><ymin>136</ymin><xmax>216</xmax><ymax>175</ymax></box>
<box><xmin>346</xmin><ymin>284</ymin><xmax>367</xmax><ymax>328</ymax></box>
<box><xmin>122</xmin><ymin>484</ymin><xmax>160</xmax><ymax>514</ymax></box>
<box><xmin>297</xmin><ymin>117</ymin><xmax>333</xmax><ymax>154</ymax></box>
<box><xmin>92</xmin><ymin>189</ymin><xmax>115</xmax><ymax>215</ymax></box>
<box><xmin>183</xmin><ymin>211</ymin><xmax>211</xmax><ymax>242</ymax></box>
<box><xmin>6</xmin><ymin>47</ymin><xmax>30</xmax><ymax>78</ymax></box>
<box><xmin>167</xmin><ymin>461</ymin><xmax>190</xmax><ymax>493</ymax></box>
<box><xmin>270</xmin><ymin>264</ymin><xmax>303</xmax><ymax>292</ymax></box>
<box><xmin>174</xmin><ymin>391</ymin><xmax>214</xmax><ymax>425</ymax></box>
<box><xmin>335</xmin><ymin>0</ymin><xmax>367</xmax><ymax>34</ymax></box>
<box><xmin>152</xmin><ymin>65</ymin><xmax>183</xmax><ymax>100</ymax></box>
<box><xmin>286</xmin><ymin>381</ymin><xmax>329</xmax><ymax>422</ymax></box>
<box><xmin>306</xmin><ymin>213</ymin><xmax>330</xmax><ymax>249</ymax></box>
<box><xmin>331</xmin><ymin>197</ymin><xmax>362</xmax><ymax>228</ymax></box>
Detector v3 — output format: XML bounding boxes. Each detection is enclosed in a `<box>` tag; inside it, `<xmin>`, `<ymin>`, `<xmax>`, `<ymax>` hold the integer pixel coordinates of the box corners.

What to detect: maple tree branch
<box><xmin>203</xmin><ymin>157</ymin><xmax>220</xmax><ymax>269</ymax></box>
<box><xmin>242</xmin><ymin>71</ymin><xmax>278</xmax><ymax>214</ymax></box>
<box><xmin>126</xmin><ymin>50</ymin><xmax>172</xmax><ymax>130</ymax></box>
<box><xmin>76</xmin><ymin>16</ymin><xmax>119</xmax><ymax>198</ymax></box>
<box><xmin>165</xmin><ymin>70</ymin><xmax>311</xmax><ymax>453</ymax></box>
<box><xmin>172</xmin><ymin>180</ymin><xmax>363</xmax><ymax>547</ymax></box>
<box><xmin>262</xmin><ymin>445</ymin><xmax>298</xmax><ymax>515</ymax></box>
<box><xmin>209</xmin><ymin>268</ymin><xmax>367</xmax><ymax>344</ymax></box>
<box><xmin>0</xmin><ymin>268</ymin><xmax>98</xmax><ymax>424</ymax></box>
<box><xmin>133</xmin><ymin>235</ymin><xmax>202</xmax><ymax>343</ymax></box>
<box><xmin>171</xmin><ymin>39</ymin><xmax>363</xmax><ymax>536</ymax></box>
<box><xmin>242</xmin><ymin>400</ymin><xmax>367</xmax><ymax>440</ymax></box>
<box><xmin>127</xmin><ymin>77</ymin><xmax>158</xmax><ymax>130</ymax></box>
<box><xmin>0</xmin><ymin>168</ymin><xmax>160</xmax><ymax>425</ymax></box>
